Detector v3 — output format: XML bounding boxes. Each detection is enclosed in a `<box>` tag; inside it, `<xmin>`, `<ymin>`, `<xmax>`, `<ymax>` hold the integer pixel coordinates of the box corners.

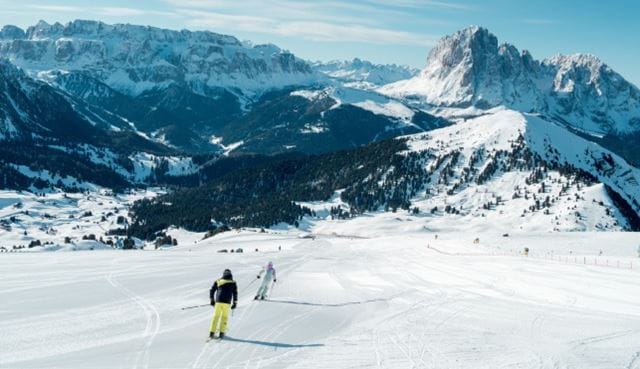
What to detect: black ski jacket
<box><xmin>210</xmin><ymin>277</ymin><xmax>238</xmax><ymax>304</ymax></box>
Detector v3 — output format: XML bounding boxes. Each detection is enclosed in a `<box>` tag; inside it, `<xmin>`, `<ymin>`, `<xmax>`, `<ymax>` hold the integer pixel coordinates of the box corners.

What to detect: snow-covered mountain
<box><xmin>396</xmin><ymin>108</ymin><xmax>640</xmax><ymax>232</ymax></box>
<box><xmin>4</xmin><ymin>21</ymin><xmax>640</xmax><ymax>369</ymax></box>
<box><xmin>129</xmin><ymin>107</ymin><xmax>640</xmax><ymax>235</ymax></box>
<box><xmin>1</xmin><ymin>20</ymin><xmax>440</xmax><ymax>154</ymax></box>
<box><xmin>0</xmin><ymin>22</ymin><xmax>638</xmax><ymax>232</ymax></box>
<box><xmin>0</xmin><ymin>20</ymin><xmax>310</xmax><ymax>153</ymax></box>
<box><xmin>0</xmin><ymin>20</ymin><xmax>315</xmax><ymax>97</ymax></box>
<box><xmin>380</xmin><ymin>26</ymin><xmax>640</xmax><ymax>134</ymax></box>
<box><xmin>0</xmin><ymin>58</ymin><xmax>109</xmax><ymax>142</ymax></box>
<box><xmin>311</xmin><ymin>58</ymin><xmax>418</xmax><ymax>87</ymax></box>
<box><xmin>0</xmin><ymin>58</ymin><xmax>211</xmax><ymax>191</ymax></box>
<box><xmin>327</xmin><ymin>107</ymin><xmax>640</xmax><ymax>232</ymax></box>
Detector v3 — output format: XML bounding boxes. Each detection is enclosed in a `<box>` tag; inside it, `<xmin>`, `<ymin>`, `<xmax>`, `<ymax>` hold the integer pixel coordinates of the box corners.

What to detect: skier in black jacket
<box><xmin>209</xmin><ymin>269</ymin><xmax>238</xmax><ymax>339</ymax></box>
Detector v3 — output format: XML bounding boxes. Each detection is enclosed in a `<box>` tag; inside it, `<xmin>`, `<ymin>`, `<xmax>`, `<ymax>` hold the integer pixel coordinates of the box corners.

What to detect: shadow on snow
<box><xmin>263</xmin><ymin>297</ymin><xmax>389</xmax><ymax>308</ymax></box>
<box><xmin>223</xmin><ymin>336</ymin><xmax>324</xmax><ymax>348</ymax></box>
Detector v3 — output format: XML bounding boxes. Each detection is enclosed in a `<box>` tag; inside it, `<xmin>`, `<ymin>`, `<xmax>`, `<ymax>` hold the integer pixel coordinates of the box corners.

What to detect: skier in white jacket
<box><xmin>254</xmin><ymin>261</ymin><xmax>277</xmax><ymax>300</ymax></box>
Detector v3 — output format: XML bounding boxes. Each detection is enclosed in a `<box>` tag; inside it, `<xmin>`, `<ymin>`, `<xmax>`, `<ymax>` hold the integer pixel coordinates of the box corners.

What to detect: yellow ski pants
<box><xmin>209</xmin><ymin>302</ymin><xmax>231</xmax><ymax>334</ymax></box>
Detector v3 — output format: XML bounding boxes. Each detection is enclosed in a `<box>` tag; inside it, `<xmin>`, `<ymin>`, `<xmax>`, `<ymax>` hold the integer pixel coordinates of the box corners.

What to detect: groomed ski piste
<box><xmin>1</xmin><ymin>225</ymin><xmax>640</xmax><ymax>369</ymax></box>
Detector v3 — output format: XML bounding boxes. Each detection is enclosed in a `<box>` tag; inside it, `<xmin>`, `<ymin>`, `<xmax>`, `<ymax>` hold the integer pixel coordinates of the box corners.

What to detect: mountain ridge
<box><xmin>129</xmin><ymin>108</ymin><xmax>640</xmax><ymax>237</ymax></box>
<box><xmin>0</xmin><ymin>19</ymin><xmax>316</xmax><ymax>98</ymax></box>
<box><xmin>380</xmin><ymin>26</ymin><xmax>640</xmax><ymax>135</ymax></box>
<box><xmin>0</xmin><ymin>21</ymin><xmax>638</xmax><ymax>234</ymax></box>
<box><xmin>311</xmin><ymin>58</ymin><xmax>419</xmax><ymax>87</ymax></box>
<box><xmin>1</xmin><ymin>20</ymin><xmax>442</xmax><ymax>154</ymax></box>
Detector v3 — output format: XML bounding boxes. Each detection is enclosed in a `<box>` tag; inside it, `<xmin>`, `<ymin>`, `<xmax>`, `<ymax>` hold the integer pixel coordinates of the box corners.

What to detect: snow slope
<box><xmin>293</xmin><ymin>108</ymin><xmax>639</xmax><ymax>233</ymax></box>
<box><xmin>403</xmin><ymin>108</ymin><xmax>640</xmax><ymax>231</ymax></box>
<box><xmin>1</xmin><ymin>230</ymin><xmax>639</xmax><ymax>368</ymax></box>
<box><xmin>290</xmin><ymin>86</ymin><xmax>428</xmax><ymax>127</ymax></box>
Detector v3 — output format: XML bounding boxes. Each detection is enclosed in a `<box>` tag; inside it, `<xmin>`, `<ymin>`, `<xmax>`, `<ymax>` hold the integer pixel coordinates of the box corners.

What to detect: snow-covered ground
<box><xmin>0</xmin><ymin>189</ymin><xmax>160</xmax><ymax>251</ymax></box>
<box><xmin>291</xmin><ymin>86</ymin><xmax>421</xmax><ymax>127</ymax></box>
<box><xmin>1</xmin><ymin>229</ymin><xmax>639</xmax><ymax>368</ymax></box>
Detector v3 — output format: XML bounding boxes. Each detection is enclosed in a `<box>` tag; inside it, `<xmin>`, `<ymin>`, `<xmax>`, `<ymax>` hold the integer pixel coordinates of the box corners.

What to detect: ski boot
<box><xmin>218</xmin><ymin>332</ymin><xmax>225</xmax><ymax>339</ymax></box>
<box><xmin>209</xmin><ymin>332</ymin><xmax>215</xmax><ymax>339</ymax></box>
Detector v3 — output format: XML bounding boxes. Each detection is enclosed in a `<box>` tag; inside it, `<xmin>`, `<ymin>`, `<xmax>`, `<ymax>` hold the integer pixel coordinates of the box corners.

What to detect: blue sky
<box><xmin>1</xmin><ymin>0</ymin><xmax>638</xmax><ymax>86</ymax></box>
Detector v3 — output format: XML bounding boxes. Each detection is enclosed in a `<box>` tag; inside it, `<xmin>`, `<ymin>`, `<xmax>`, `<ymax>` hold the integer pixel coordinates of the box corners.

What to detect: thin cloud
<box><xmin>523</xmin><ymin>18</ymin><xmax>557</xmax><ymax>25</ymax></box>
<box><xmin>169</xmin><ymin>0</ymin><xmax>439</xmax><ymax>46</ymax></box>
<box><xmin>278</xmin><ymin>21</ymin><xmax>436</xmax><ymax>46</ymax></box>
<box><xmin>25</xmin><ymin>4</ymin><xmax>175</xmax><ymax>19</ymax></box>
<box><xmin>364</xmin><ymin>0</ymin><xmax>475</xmax><ymax>11</ymax></box>
<box><xmin>180</xmin><ymin>9</ymin><xmax>437</xmax><ymax>46</ymax></box>
<box><xmin>97</xmin><ymin>7</ymin><xmax>146</xmax><ymax>17</ymax></box>
<box><xmin>27</xmin><ymin>4</ymin><xmax>83</xmax><ymax>12</ymax></box>
<box><xmin>182</xmin><ymin>11</ymin><xmax>276</xmax><ymax>34</ymax></box>
<box><xmin>163</xmin><ymin>0</ymin><xmax>413</xmax><ymax>20</ymax></box>
<box><xmin>162</xmin><ymin>0</ymin><xmax>231</xmax><ymax>8</ymax></box>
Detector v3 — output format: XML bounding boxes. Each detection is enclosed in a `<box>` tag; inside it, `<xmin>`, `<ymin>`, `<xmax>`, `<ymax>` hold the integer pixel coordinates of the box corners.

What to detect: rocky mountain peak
<box><xmin>545</xmin><ymin>53</ymin><xmax>607</xmax><ymax>90</ymax></box>
<box><xmin>0</xmin><ymin>25</ymin><xmax>25</xmax><ymax>40</ymax></box>
<box><xmin>424</xmin><ymin>26</ymin><xmax>498</xmax><ymax>70</ymax></box>
<box><xmin>380</xmin><ymin>26</ymin><xmax>640</xmax><ymax>134</ymax></box>
<box><xmin>26</xmin><ymin>20</ymin><xmax>64</xmax><ymax>39</ymax></box>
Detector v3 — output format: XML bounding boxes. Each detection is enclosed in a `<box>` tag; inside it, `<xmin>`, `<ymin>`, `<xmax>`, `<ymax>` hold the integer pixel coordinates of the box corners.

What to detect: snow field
<box><xmin>1</xmin><ymin>230</ymin><xmax>639</xmax><ymax>368</ymax></box>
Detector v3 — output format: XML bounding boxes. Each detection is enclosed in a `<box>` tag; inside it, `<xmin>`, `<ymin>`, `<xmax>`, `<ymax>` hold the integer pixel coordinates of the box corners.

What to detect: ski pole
<box><xmin>270</xmin><ymin>280</ymin><xmax>276</xmax><ymax>297</ymax></box>
<box><xmin>245</xmin><ymin>276</ymin><xmax>259</xmax><ymax>289</ymax></box>
<box><xmin>181</xmin><ymin>303</ymin><xmax>210</xmax><ymax>310</ymax></box>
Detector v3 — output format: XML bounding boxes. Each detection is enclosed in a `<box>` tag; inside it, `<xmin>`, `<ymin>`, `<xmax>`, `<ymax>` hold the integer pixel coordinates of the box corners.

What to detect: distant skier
<box><xmin>254</xmin><ymin>261</ymin><xmax>277</xmax><ymax>300</ymax></box>
<box><xmin>209</xmin><ymin>269</ymin><xmax>238</xmax><ymax>339</ymax></box>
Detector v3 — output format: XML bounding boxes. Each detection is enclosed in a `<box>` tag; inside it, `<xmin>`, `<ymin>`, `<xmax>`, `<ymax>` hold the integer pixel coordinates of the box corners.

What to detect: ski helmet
<box><xmin>267</xmin><ymin>261</ymin><xmax>273</xmax><ymax>268</ymax></box>
<box><xmin>222</xmin><ymin>269</ymin><xmax>232</xmax><ymax>278</ymax></box>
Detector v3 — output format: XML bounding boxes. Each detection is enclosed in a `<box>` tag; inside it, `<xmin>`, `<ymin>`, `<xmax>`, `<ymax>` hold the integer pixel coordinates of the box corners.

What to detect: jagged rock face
<box><xmin>545</xmin><ymin>54</ymin><xmax>640</xmax><ymax>133</ymax></box>
<box><xmin>381</xmin><ymin>26</ymin><xmax>640</xmax><ymax>134</ymax></box>
<box><xmin>407</xmin><ymin>26</ymin><xmax>544</xmax><ymax>109</ymax></box>
<box><xmin>422</xmin><ymin>26</ymin><xmax>497</xmax><ymax>106</ymax></box>
<box><xmin>0</xmin><ymin>20</ymin><xmax>315</xmax><ymax>97</ymax></box>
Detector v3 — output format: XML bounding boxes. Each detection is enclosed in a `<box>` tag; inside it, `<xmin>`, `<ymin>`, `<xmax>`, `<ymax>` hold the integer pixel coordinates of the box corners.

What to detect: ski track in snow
<box><xmin>1</xmin><ymin>232</ymin><xmax>640</xmax><ymax>368</ymax></box>
<box><xmin>105</xmin><ymin>258</ymin><xmax>161</xmax><ymax>369</ymax></box>
<box><xmin>627</xmin><ymin>351</ymin><xmax>640</xmax><ymax>369</ymax></box>
<box><xmin>207</xmin><ymin>250</ymin><xmax>324</xmax><ymax>369</ymax></box>
<box><xmin>192</xmin><ymin>251</ymin><xmax>317</xmax><ymax>369</ymax></box>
